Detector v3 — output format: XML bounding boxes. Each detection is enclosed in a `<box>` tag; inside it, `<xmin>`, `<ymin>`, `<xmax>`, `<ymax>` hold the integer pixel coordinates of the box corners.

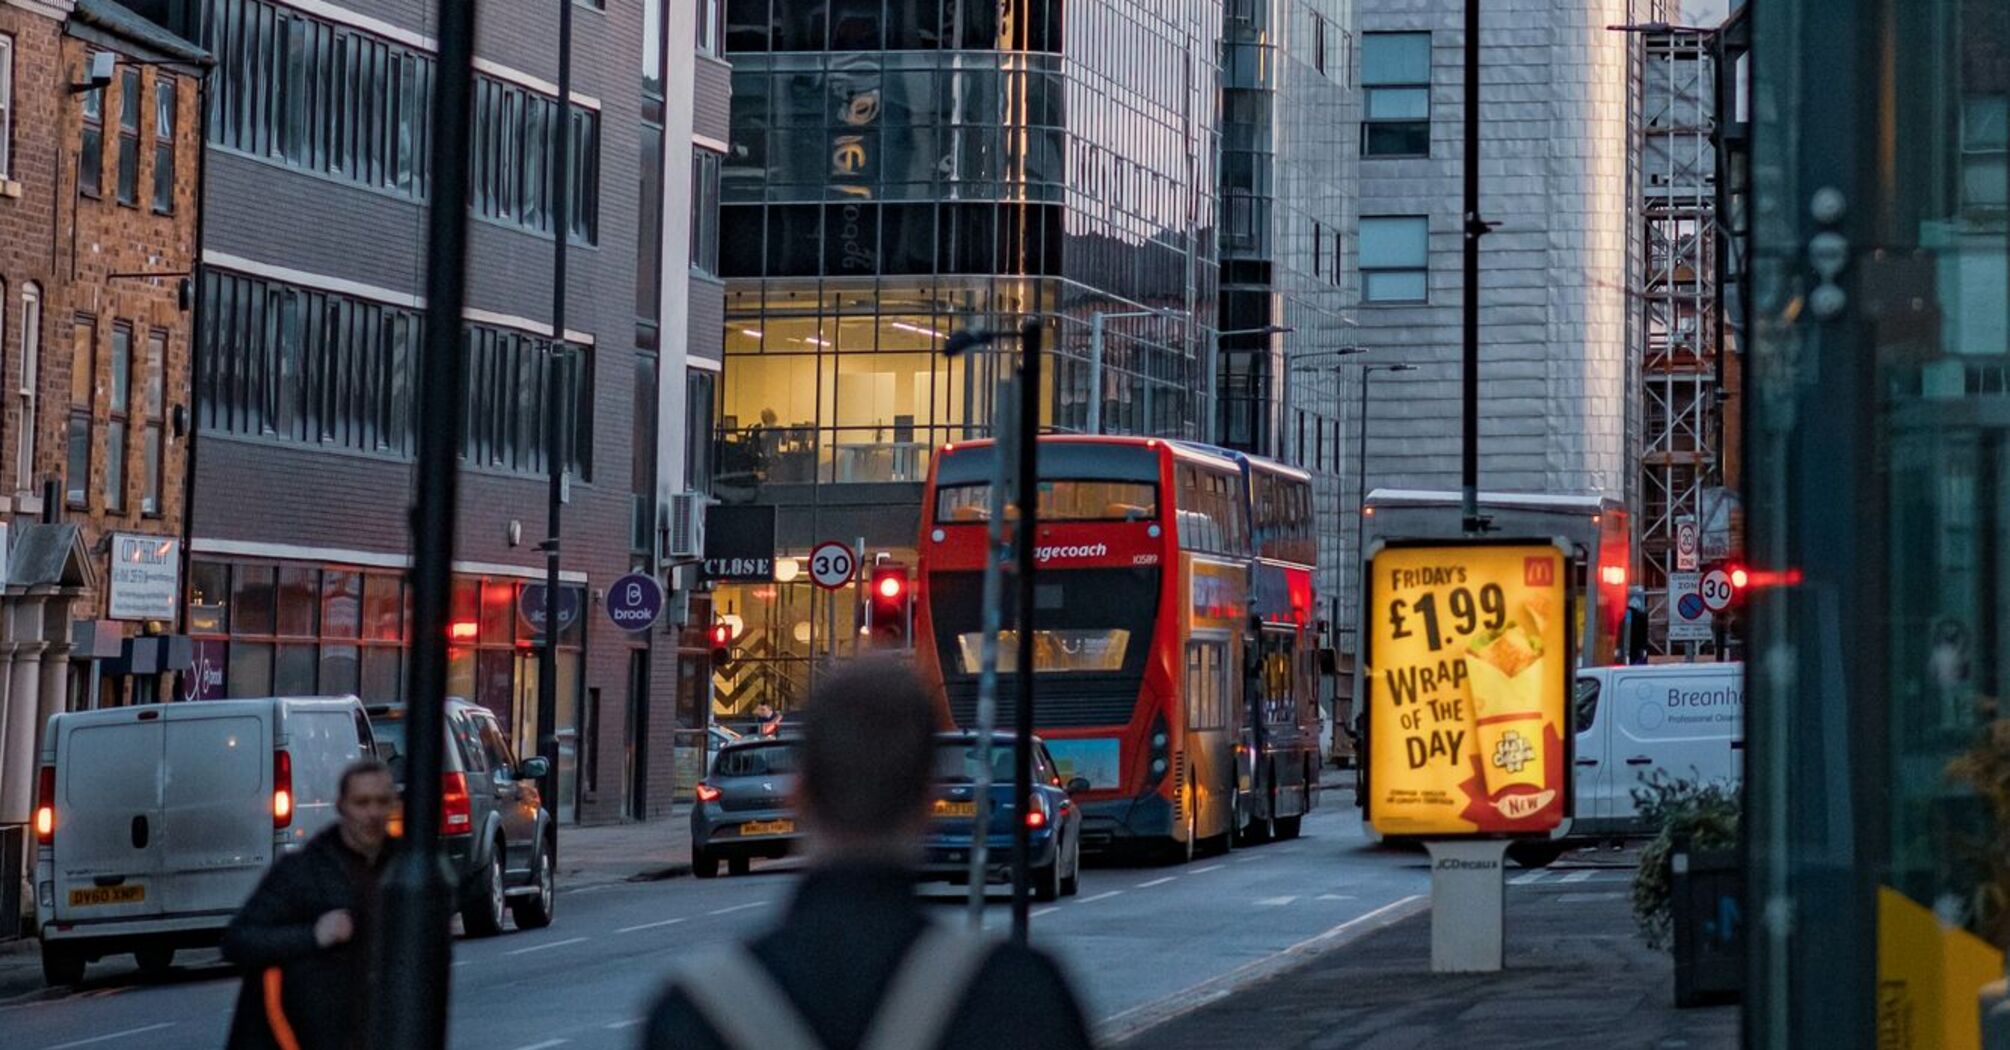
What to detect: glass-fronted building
<box><xmin>1748</xmin><ymin>0</ymin><xmax>2010</xmax><ymax>1044</ymax></box>
<box><xmin>712</xmin><ymin>1</ymin><xmax>1224</xmax><ymax>712</ymax></box>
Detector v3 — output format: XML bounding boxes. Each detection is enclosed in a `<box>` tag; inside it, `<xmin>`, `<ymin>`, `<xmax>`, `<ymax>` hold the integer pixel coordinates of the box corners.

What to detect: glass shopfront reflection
<box><xmin>1748</xmin><ymin>0</ymin><xmax>2010</xmax><ymax>1045</ymax></box>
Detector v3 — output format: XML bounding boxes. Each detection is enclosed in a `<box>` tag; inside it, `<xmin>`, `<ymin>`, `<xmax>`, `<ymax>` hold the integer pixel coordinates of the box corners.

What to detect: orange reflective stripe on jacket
<box><xmin>262</xmin><ymin>967</ymin><xmax>303</xmax><ymax>1050</ymax></box>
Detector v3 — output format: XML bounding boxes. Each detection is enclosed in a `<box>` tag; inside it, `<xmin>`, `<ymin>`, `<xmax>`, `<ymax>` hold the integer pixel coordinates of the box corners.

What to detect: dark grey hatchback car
<box><xmin>690</xmin><ymin>737</ymin><xmax>802</xmax><ymax>877</ymax></box>
<box><xmin>367</xmin><ymin>699</ymin><xmax>556</xmax><ymax>935</ymax></box>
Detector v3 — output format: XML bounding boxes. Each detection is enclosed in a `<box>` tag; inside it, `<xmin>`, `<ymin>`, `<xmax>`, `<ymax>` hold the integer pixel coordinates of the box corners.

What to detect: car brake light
<box><xmin>273</xmin><ymin>751</ymin><xmax>294</xmax><ymax>828</ymax></box>
<box><xmin>1026</xmin><ymin>804</ymin><xmax>1047</xmax><ymax>829</ymax></box>
<box><xmin>695</xmin><ymin>782</ymin><xmax>723</xmax><ymax>803</ymax></box>
<box><xmin>35</xmin><ymin>765</ymin><xmax>55</xmax><ymax>845</ymax></box>
<box><xmin>442</xmin><ymin>772</ymin><xmax>473</xmax><ymax>832</ymax></box>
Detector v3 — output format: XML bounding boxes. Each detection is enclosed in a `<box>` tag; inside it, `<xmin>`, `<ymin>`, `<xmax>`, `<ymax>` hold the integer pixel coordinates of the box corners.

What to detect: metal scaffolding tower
<box><xmin>1638</xmin><ymin>26</ymin><xmax>1723</xmax><ymax>652</ymax></box>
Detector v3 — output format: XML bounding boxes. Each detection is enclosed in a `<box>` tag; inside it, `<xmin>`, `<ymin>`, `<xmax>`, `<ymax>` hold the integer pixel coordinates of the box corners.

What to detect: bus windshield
<box><xmin>935</xmin><ymin>480</ymin><xmax>1158</xmax><ymax>524</ymax></box>
<box><xmin>930</xmin><ymin>568</ymin><xmax>1159</xmax><ymax>677</ymax></box>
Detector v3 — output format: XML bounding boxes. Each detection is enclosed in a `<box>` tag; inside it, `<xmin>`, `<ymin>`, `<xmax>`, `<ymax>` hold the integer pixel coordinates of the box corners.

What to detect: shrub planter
<box><xmin>1670</xmin><ymin>847</ymin><xmax>1743</xmax><ymax>1007</ymax></box>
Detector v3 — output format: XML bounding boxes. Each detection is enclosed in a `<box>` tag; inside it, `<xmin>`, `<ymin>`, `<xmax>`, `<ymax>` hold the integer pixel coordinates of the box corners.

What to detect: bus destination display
<box><xmin>1366</xmin><ymin>541</ymin><xmax>1570</xmax><ymax>837</ymax></box>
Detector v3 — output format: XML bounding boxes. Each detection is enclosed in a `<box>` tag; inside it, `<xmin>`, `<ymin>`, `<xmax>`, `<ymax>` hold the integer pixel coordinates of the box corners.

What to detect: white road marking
<box><xmin>1508</xmin><ymin>871</ymin><xmax>1548</xmax><ymax>885</ymax></box>
<box><xmin>509</xmin><ymin>1040</ymin><xmax>570</xmax><ymax>1050</ymax></box>
<box><xmin>1076</xmin><ymin>890</ymin><xmax>1123</xmax><ymax>904</ymax></box>
<box><xmin>1316</xmin><ymin>894</ymin><xmax>1356</xmax><ymax>901</ymax></box>
<box><xmin>1136</xmin><ymin>876</ymin><xmax>1177</xmax><ymax>888</ymax></box>
<box><xmin>506</xmin><ymin>936</ymin><xmax>589</xmax><ymax>956</ymax></box>
<box><xmin>706</xmin><ymin>901</ymin><xmax>767</xmax><ymax>917</ymax></box>
<box><xmin>1253</xmin><ymin>896</ymin><xmax>1298</xmax><ymax>907</ymax></box>
<box><xmin>1560</xmin><ymin>871</ymin><xmax>1595</xmax><ymax>884</ymax></box>
<box><xmin>618</xmin><ymin>916</ymin><xmax>688</xmax><ymax>933</ymax></box>
<box><xmin>43</xmin><ymin>1024</ymin><xmax>177</xmax><ymax>1050</ymax></box>
<box><xmin>604</xmin><ymin>1019</ymin><xmax>645</xmax><ymax>1031</ymax></box>
<box><xmin>1190</xmin><ymin>864</ymin><xmax>1225</xmax><ymax>874</ymax></box>
<box><xmin>1234</xmin><ymin>855</ymin><xmax>1262</xmax><ymax>864</ymax></box>
<box><xmin>1557</xmin><ymin>892</ymin><xmax>1627</xmax><ymax>904</ymax></box>
<box><xmin>452</xmin><ymin>960</ymin><xmax>471</xmax><ymax>968</ymax></box>
<box><xmin>1032</xmin><ymin>906</ymin><xmax>1061</xmax><ymax>918</ymax></box>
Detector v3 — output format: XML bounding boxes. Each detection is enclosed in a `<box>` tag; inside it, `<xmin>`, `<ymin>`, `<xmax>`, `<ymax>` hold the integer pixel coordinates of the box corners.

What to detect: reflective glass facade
<box><xmin>1748</xmin><ymin>0</ymin><xmax>2010</xmax><ymax>1044</ymax></box>
<box><xmin>714</xmin><ymin>1</ymin><xmax>1225</xmax><ymax>715</ymax></box>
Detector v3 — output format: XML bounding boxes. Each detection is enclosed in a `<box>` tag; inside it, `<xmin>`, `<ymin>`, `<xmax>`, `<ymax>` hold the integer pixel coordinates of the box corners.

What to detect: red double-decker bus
<box><xmin>915</xmin><ymin>435</ymin><xmax>1319</xmax><ymax>859</ymax></box>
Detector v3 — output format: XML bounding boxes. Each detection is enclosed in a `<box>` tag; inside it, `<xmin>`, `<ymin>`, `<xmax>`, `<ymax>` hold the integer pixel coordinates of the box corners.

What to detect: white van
<box><xmin>1569</xmin><ymin>663</ymin><xmax>1744</xmax><ymax>838</ymax></box>
<box><xmin>32</xmin><ymin>697</ymin><xmax>375</xmax><ymax>985</ymax></box>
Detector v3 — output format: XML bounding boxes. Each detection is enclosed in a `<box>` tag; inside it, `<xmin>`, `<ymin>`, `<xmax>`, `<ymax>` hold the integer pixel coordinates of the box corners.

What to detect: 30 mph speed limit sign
<box><xmin>808</xmin><ymin>541</ymin><xmax>857</xmax><ymax>590</ymax></box>
<box><xmin>1700</xmin><ymin>568</ymin><xmax>1735</xmax><ymax>612</ymax></box>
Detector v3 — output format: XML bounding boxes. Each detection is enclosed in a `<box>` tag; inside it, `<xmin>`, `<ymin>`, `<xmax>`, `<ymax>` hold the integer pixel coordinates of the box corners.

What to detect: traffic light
<box><xmin>867</xmin><ymin>563</ymin><xmax>912</xmax><ymax>648</ymax></box>
<box><xmin>708</xmin><ymin>620</ymin><xmax>733</xmax><ymax>669</ymax></box>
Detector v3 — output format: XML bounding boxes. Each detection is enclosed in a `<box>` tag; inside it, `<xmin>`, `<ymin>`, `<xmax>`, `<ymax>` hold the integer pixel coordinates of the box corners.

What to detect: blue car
<box><xmin>921</xmin><ymin>732</ymin><xmax>1084</xmax><ymax>901</ymax></box>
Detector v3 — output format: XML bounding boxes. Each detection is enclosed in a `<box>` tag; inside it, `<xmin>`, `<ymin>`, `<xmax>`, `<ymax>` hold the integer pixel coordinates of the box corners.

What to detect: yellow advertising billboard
<box><xmin>1365</xmin><ymin>541</ymin><xmax>1571</xmax><ymax>837</ymax></box>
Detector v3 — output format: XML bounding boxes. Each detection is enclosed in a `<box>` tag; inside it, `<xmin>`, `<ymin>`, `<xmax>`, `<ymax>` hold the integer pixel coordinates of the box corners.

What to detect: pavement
<box><xmin>1115</xmin><ymin>850</ymin><xmax>1742</xmax><ymax>1050</ymax></box>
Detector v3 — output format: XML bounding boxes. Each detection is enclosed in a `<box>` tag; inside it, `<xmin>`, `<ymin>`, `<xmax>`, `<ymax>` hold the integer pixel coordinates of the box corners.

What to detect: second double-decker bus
<box><xmin>915</xmin><ymin>435</ymin><xmax>1317</xmax><ymax>859</ymax></box>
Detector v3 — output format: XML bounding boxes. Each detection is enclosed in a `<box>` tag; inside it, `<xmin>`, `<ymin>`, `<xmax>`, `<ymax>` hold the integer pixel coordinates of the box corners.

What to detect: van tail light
<box><xmin>1025</xmin><ymin>802</ymin><xmax>1048</xmax><ymax>830</ymax></box>
<box><xmin>442</xmin><ymin>772</ymin><xmax>473</xmax><ymax>833</ymax></box>
<box><xmin>273</xmin><ymin>751</ymin><xmax>294</xmax><ymax>829</ymax></box>
<box><xmin>35</xmin><ymin>765</ymin><xmax>55</xmax><ymax>845</ymax></box>
<box><xmin>695</xmin><ymin>782</ymin><xmax>723</xmax><ymax>803</ymax></box>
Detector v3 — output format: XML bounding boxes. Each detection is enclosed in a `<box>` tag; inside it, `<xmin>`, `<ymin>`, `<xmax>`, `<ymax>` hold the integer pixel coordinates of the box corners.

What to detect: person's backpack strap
<box><xmin>670</xmin><ymin>945</ymin><xmax>824</xmax><ymax>1050</ymax></box>
<box><xmin>859</xmin><ymin>925</ymin><xmax>1001</xmax><ymax>1050</ymax></box>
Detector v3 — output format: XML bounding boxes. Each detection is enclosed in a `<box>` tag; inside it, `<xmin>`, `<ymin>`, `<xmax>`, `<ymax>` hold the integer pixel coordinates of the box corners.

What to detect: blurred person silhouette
<box><xmin>223</xmin><ymin>758</ymin><xmax>395</xmax><ymax>1050</ymax></box>
<box><xmin>644</xmin><ymin>657</ymin><xmax>1092</xmax><ymax>1050</ymax></box>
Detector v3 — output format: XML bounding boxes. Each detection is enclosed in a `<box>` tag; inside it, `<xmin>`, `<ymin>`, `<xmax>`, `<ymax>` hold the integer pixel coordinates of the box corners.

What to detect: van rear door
<box><xmin>158</xmin><ymin>705</ymin><xmax>273</xmax><ymax>917</ymax></box>
<box><xmin>51</xmin><ymin>714</ymin><xmax>164</xmax><ymax>924</ymax></box>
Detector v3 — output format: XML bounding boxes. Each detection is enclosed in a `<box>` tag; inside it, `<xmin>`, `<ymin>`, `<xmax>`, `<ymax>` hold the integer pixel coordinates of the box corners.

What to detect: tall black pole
<box><xmin>1460</xmin><ymin>0</ymin><xmax>1487</xmax><ymax>534</ymax></box>
<box><xmin>1011</xmin><ymin>320</ymin><xmax>1041</xmax><ymax>945</ymax></box>
<box><xmin>374</xmin><ymin>0</ymin><xmax>475</xmax><ymax>1045</ymax></box>
<box><xmin>538</xmin><ymin>0</ymin><xmax>574</xmax><ymax>828</ymax></box>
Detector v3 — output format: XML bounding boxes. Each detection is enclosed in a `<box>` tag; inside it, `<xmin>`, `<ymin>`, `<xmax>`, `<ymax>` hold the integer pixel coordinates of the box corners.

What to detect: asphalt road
<box><xmin>0</xmin><ymin>801</ymin><xmax>1429</xmax><ymax>1050</ymax></box>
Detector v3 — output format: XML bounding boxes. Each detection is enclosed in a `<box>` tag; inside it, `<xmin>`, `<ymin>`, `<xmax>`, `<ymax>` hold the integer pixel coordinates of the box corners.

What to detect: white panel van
<box><xmin>1570</xmin><ymin>663</ymin><xmax>1744</xmax><ymax>838</ymax></box>
<box><xmin>32</xmin><ymin>697</ymin><xmax>374</xmax><ymax>986</ymax></box>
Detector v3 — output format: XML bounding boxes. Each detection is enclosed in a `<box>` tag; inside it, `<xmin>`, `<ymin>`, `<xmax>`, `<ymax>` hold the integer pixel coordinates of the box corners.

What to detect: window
<box><xmin>690</xmin><ymin>150</ymin><xmax>721</xmax><ymax>275</ymax></box>
<box><xmin>66</xmin><ymin>318</ymin><xmax>94</xmax><ymax>507</ymax></box>
<box><xmin>1185</xmin><ymin>641</ymin><xmax>1228</xmax><ymax>730</ymax></box>
<box><xmin>1362</xmin><ymin>32</ymin><xmax>1431</xmax><ymax>158</ymax></box>
<box><xmin>79</xmin><ymin>56</ymin><xmax>105</xmax><ymax>198</ymax></box>
<box><xmin>143</xmin><ymin>331</ymin><xmax>165</xmax><ymax>515</ymax></box>
<box><xmin>198</xmin><ymin>269</ymin><xmax>421</xmax><ymax>455</ymax></box>
<box><xmin>1313</xmin><ymin>223</ymin><xmax>1323</xmax><ymax>277</ymax></box>
<box><xmin>1332</xmin><ymin>227</ymin><xmax>1344</xmax><ymax>286</ymax></box>
<box><xmin>631</xmin><ymin>352</ymin><xmax>657</xmax><ymax>552</ymax></box>
<box><xmin>1360</xmin><ymin>216</ymin><xmax>1429</xmax><ymax>302</ymax></box>
<box><xmin>203</xmin><ymin>0</ymin><xmax>433</xmax><ymax>200</ymax></box>
<box><xmin>637</xmin><ymin>123</ymin><xmax>664</xmax><ymax>328</ymax></box>
<box><xmin>461</xmin><ymin>328</ymin><xmax>591</xmax><ymax>477</ymax></box>
<box><xmin>685</xmin><ymin>368</ymin><xmax>715</xmax><ymax>495</ymax></box>
<box><xmin>17</xmin><ymin>284</ymin><xmax>37</xmax><ymax>492</ymax></box>
<box><xmin>1574</xmin><ymin>676</ymin><xmax>1600</xmax><ymax>732</ymax></box>
<box><xmin>0</xmin><ymin>36</ymin><xmax>14</xmax><ymax>180</ymax></box>
<box><xmin>117</xmin><ymin>68</ymin><xmax>141</xmax><ymax>205</ymax></box>
<box><xmin>152</xmin><ymin>77</ymin><xmax>176</xmax><ymax>213</ymax></box>
<box><xmin>696</xmin><ymin>0</ymin><xmax>726</xmax><ymax>57</ymax></box>
<box><xmin>105</xmin><ymin>325</ymin><xmax>131</xmax><ymax>512</ymax></box>
<box><xmin>1962</xmin><ymin>94</ymin><xmax>2007</xmax><ymax>208</ymax></box>
<box><xmin>1313</xmin><ymin>15</ymin><xmax>1328</xmax><ymax>76</ymax></box>
<box><xmin>467</xmin><ymin>75</ymin><xmax>600</xmax><ymax>242</ymax></box>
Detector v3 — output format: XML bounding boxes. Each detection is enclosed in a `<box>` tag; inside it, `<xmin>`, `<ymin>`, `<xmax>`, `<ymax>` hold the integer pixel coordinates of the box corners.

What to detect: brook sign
<box><xmin>607</xmin><ymin>573</ymin><xmax>665</xmax><ymax>632</ymax></box>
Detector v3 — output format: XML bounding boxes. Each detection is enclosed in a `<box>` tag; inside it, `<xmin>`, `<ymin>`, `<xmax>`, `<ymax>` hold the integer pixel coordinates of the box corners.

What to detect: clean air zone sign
<box><xmin>1365</xmin><ymin>540</ymin><xmax>1571</xmax><ymax>838</ymax></box>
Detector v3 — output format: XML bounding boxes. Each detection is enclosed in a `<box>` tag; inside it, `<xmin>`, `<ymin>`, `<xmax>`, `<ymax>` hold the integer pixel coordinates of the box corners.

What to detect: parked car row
<box><xmin>688</xmin><ymin>731</ymin><xmax>1083</xmax><ymax>901</ymax></box>
<box><xmin>31</xmin><ymin>695</ymin><xmax>558</xmax><ymax>987</ymax></box>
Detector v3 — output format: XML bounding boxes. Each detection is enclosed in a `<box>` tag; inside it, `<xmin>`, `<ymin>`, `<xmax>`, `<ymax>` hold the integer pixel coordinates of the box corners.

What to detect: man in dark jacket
<box><xmin>224</xmin><ymin>758</ymin><xmax>394</xmax><ymax>1050</ymax></box>
<box><xmin>645</xmin><ymin>658</ymin><xmax>1094</xmax><ymax>1050</ymax></box>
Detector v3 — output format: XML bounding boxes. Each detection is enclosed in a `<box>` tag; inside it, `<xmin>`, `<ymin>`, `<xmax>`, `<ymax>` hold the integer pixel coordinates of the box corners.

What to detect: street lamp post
<box><xmin>944</xmin><ymin>320</ymin><xmax>1044</xmax><ymax>946</ymax></box>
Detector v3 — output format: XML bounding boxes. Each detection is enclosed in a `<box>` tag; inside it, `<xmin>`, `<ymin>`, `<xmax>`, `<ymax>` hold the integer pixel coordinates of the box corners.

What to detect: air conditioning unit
<box><xmin>663</xmin><ymin>492</ymin><xmax>707</xmax><ymax>562</ymax></box>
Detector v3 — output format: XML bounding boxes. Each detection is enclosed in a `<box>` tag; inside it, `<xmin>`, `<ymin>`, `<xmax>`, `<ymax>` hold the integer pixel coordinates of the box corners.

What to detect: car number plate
<box><xmin>740</xmin><ymin>819</ymin><xmax>795</xmax><ymax>836</ymax></box>
<box><xmin>932</xmin><ymin>800</ymin><xmax>977</xmax><ymax>818</ymax></box>
<box><xmin>69</xmin><ymin>885</ymin><xmax>145</xmax><ymax>907</ymax></box>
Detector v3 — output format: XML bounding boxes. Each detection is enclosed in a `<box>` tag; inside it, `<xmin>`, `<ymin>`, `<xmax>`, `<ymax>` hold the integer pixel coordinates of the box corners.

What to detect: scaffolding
<box><xmin>1637</xmin><ymin>26</ymin><xmax>1723</xmax><ymax>652</ymax></box>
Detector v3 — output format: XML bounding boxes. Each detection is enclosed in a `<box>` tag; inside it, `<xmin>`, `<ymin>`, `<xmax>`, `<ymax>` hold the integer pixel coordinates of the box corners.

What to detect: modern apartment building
<box><xmin>710</xmin><ymin>0</ymin><xmax>1227</xmax><ymax>710</ymax></box>
<box><xmin>125</xmin><ymin>0</ymin><xmax>708</xmax><ymax>824</ymax></box>
<box><xmin>1342</xmin><ymin>0</ymin><xmax>1643</xmax><ymax>650</ymax></box>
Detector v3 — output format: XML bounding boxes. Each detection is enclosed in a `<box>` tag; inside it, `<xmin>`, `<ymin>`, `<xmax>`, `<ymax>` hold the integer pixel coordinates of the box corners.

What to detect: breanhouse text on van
<box><xmin>1665</xmin><ymin>688</ymin><xmax>1743</xmax><ymax>707</ymax></box>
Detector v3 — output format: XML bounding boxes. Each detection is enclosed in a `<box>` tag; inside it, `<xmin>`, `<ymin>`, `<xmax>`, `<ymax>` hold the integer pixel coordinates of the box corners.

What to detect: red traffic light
<box><xmin>708</xmin><ymin>621</ymin><xmax>731</xmax><ymax>648</ymax></box>
<box><xmin>876</xmin><ymin>573</ymin><xmax>905</xmax><ymax>600</ymax></box>
<box><xmin>867</xmin><ymin>564</ymin><xmax>912</xmax><ymax>648</ymax></box>
<box><xmin>1728</xmin><ymin>566</ymin><xmax>1750</xmax><ymax>590</ymax></box>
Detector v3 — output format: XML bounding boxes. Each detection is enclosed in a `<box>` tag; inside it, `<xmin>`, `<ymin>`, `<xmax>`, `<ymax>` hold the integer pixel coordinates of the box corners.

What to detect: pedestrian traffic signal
<box><xmin>867</xmin><ymin>563</ymin><xmax>911</xmax><ymax>648</ymax></box>
<box><xmin>708</xmin><ymin>620</ymin><xmax>733</xmax><ymax>668</ymax></box>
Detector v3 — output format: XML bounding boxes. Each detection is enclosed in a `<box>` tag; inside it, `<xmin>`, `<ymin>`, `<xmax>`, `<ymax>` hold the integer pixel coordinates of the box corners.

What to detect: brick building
<box><xmin>0</xmin><ymin>0</ymin><xmax>203</xmax><ymax>838</ymax></box>
<box><xmin>118</xmin><ymin>0</ymin><xmax>722</xmax><ymax>825</ymax></box>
